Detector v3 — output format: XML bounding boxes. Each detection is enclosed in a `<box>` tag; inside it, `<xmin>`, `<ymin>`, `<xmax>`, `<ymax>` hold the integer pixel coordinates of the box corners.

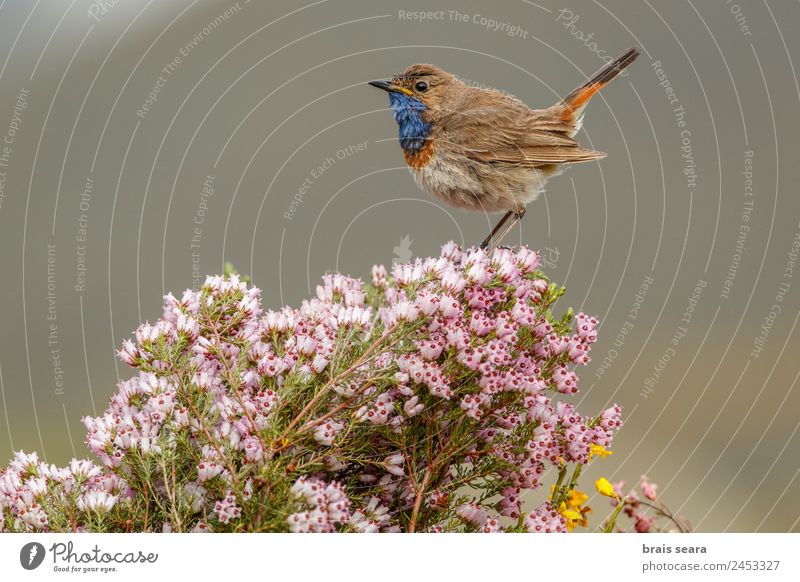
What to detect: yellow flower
<box><xmin>595</xmin><ymin>477</ymin><xmax>619</xmax><ymax>499</ymax></box>
<box><xmin>558</xmin><ymin>502</ymin><xmax>583</xmax><ymax>532</ymax></box>
<box><xmin>557</xmin><ymin>489</ymin><xmax>591</xmax><ymax>531</ymax></box>
<box><xmin>579</xmin><ymin>506</ymin><xmax>592</xmax><ymax>528</ymax></box>
<box><xmin>589</xmin><ymin>444</ymin><xmax>613</xmax><ymax>460</ymax></box>
<box><xmin>566</xmin><ymin>489</ymin><xmax>589</xmax><ymax>508</ymax></box>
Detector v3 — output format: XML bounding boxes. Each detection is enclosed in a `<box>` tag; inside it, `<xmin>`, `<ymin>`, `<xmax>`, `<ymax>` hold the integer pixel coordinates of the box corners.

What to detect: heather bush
<box><xmin>0</xmin><ymin>243</ymin><xmax>678</xmax><ymax>533</ymax></box>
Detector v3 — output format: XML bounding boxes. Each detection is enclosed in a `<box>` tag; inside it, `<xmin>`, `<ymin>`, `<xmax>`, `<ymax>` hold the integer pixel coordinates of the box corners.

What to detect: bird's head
<box><xmin>369</xmin><ymin>64</ymin><xmax>457</xmax><ymax>119</ymax></box>
<box><xmin>369</xmin><ymin>64</ymin><xmax>456</xmax><ymax>154</ymax></box>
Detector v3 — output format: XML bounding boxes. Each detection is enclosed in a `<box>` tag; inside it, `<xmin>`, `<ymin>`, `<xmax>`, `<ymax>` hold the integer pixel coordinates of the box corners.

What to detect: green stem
<box><xmin>567</xmin><ymin>464</ymin><xmax>583</xmax><ymax>490</ymax></box>
<box><xmin>602</xmin><ymin>496</ymin><xmax>627</xmax><ymax>533</ymax></box>
<box><xmin>551</xmin><ymin>466</ymin><xmax>568</xmax><ymax>504</ymax></box>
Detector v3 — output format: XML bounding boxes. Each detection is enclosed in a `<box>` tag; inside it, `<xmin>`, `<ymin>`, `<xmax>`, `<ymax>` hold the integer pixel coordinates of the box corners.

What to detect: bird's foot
<box><xmin>480</xmin><ymin>209</ymin><xmax>526</xmax><ymax>250</ymax></box>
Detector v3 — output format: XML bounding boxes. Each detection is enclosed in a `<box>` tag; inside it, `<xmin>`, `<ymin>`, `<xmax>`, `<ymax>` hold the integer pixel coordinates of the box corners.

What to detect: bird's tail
<box><xmin>560</xmin><ymin>47</ymin><xmax>640</xmax><ymax>124</ymax></box>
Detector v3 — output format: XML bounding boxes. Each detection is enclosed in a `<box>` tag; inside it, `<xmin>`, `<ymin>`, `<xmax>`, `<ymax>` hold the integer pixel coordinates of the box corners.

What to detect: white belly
<box><xmin>408</xmin><ymin>154</ymin><xmax>552</xmax><ymax>213</ymax></box>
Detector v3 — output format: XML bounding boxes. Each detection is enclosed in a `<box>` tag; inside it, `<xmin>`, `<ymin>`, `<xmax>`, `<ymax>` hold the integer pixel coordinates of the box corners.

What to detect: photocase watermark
<box><xmin>20</xmin><ymin>542</ymin><xmax>46</xmax><ymax>570</ymax></box>
<box><xmin>556</xmin><ymin>8</ymin><xmax>628</xmax><ymax>75</ymax></box>
<box><xmin>595</xmin><ymin>273</ymin><xmax>654</xmax><ymax>380</ymax></box>
<box><xmin>18</xmin><ymin>541</ymin><xmax>158</xmax><ymax>574</ymax></box>
<box><xmin>641</xmin><ymin>279</ymin><xmax>706</xmax><ymax>398</ymax></box>
<box><xmin>136</xmin><ymin>2</ymin><xmax>248</xmax><ymax>119</ymax></box>
<box><xmin>652</xmin><ymin>60</ymin><xmax>698</xmax><ymax>192</ymax></box>
<box><xmin>284</xmin><ymin>141</ymin><xmax>368</xmax><ymax>221</ymax></box>
<box><xmin>460</xmin><ymin>77</ymin><xmax>500</xmax><ymax>93</ymax></box>
<box><xmin>725</xmin><ymin>0</ymin><xmax>753</xmax><ymax>37</ymax></box>
<box><xmin>47</xmin><ymin>244</ymin><xmax>66</xmax><ymax>396</ymax></box>
<box><xmin>539</xmin><ymin>246</ymin><xmax>560</xmax><ymax>270</ymax></box>
<box><xmin>675</xmin><ymin>106</ymin><xmax>698</xmax><ymax>191</ymax></box>
<box><xmin>191</xmin><ymin>175</ymin><xmax>216</xmax><ymax>291</ymax></box>
<box><xmin>397</xmin><ymin>9</ymin><xmax>530</xmax><ymax>39</ymax></box>
<box><xmin>75</xmin><ymin>176</ymin><xmax>94</xmax><ymax>294</ymax></box>
<box><xmin>750</xmin><ymin>223</ymin><xmax>800</xmax><ymax>359</ymax></box>
<box><xmin>87</xmin><ymin>0</ymin><xmax>121</xmax><ymax>23</ymax></box>
<box><xmin>0</xmin><ymin>87</ymin><xmax>30</xmax><ymax>212</ymax></box>
<box><xmin>720</xmin><ymin>150</ymin><xmax>754</xmax><ymax>300</ymax></box>
<box><xmin>393</xmin><ymin>235</ymin><xmax>414</xmax><ymax>265</ymax></box>
<box><xmin>652</xmin><ymin>60</ymin><xmax>679</xmax><ymax>106</ymax></box>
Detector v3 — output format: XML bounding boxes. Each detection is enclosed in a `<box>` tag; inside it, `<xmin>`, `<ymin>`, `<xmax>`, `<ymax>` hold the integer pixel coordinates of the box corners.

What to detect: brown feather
<box><xmin>375</xmin><ymin>53</ymin><xmax>639</xmax><ymax>214</ymax></box>
<box><xmin>436</xmin><ymin>96</ymin><xmax>605</xmax><ymax>166</ymax></box>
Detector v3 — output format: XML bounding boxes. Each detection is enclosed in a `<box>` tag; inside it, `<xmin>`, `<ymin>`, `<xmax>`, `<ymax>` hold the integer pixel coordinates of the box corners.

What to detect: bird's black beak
<box><xmin>368</xmin><ymin>79</ymin><xmax>393</xmax><ymax>92</ymax></box>
<box><xmin>368</xmin><ymin>79</ymin><xmax>413</xmax><ymax>95</ymax></box>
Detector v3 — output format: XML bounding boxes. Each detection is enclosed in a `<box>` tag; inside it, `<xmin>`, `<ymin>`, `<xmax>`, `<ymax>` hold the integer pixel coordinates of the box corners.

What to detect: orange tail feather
<box><xmin>560</xmin><ymin>47</ymin><xmax>640</xmax><ymax>120</ymax></box>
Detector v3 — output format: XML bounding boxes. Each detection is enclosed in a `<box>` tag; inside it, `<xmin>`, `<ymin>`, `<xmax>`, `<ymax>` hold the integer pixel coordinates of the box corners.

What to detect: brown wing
<box><xmin>440</xmin><ymin>97</ymin><xmax>605</xmax><ymax>166</ymax></box>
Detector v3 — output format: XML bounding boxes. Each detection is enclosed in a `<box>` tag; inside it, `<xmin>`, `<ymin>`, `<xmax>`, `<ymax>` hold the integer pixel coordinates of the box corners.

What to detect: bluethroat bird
<box><xmin>369</xmin><ymin>48</ymin><xmax>640</xmax><ymax>249</ymax></box>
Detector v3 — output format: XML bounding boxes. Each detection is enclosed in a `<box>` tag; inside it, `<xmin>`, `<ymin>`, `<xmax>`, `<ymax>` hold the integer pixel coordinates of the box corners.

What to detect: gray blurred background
<box><xmin>0</xmin><ymin>0</ymin><xmax>798</xmax><ymax>532</ymax></box>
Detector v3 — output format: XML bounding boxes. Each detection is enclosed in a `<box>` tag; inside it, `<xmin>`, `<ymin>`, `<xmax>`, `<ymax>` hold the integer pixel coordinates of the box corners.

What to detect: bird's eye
<box><xmin>415</xmin><ymin>81</ymin><xmax>429</xmax><ymax>93</ymax></box>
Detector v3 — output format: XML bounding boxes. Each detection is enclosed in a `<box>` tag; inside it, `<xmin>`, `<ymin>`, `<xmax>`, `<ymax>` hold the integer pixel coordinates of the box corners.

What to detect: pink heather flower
<box><xmin>176</xmin><ymin>312</ymin><xmax>200</xmax><ymax>338</ymax></box>
<box><xmin>414</xmin><ymin>291</ymin><xmax>439</xmax><ymax>316</ymax></box>
<box><xmin>313</xmin><ymin>421</ymin><xmax>344</xmax><ymax>447</ymax></box>
<box><xmin>440</xmin><ymin>269</ymin><xmax>466</xmax><ymax>293</ymax></box>
<box><xmin>612</xmin><ymin>480</ymin><xmax>627</xmax><ymax>502</ymax></box>
<box><xmin>456</xmin><ymin>503</ymin><xmax>487</xmax><ymax>526</ymax></box>
<box><xmin>553</xmin><ymin>365</ymin><xmax>579</xmax><ymax>394</ymax></box>
<box><xmin>469</xmin><ymin>312</ymin><xmax>494</xmax><ymax>336</ymax></box>
<box><xmin>117</xmin><ymin>339</ymin><xmax>139</xmax><ymax>365</ymax></box>
<box><xmin>440</xmin><ymin>240</ymin><xmax>462</xmax><ymax>261</ymax></box>
<box><xmin>427</xmin><ymin>490</ymin><xmax>448</xmax><ymax>508</ymax></box>
<box><xmin>371</xmin><ymin>265</ymin><xmax>388</xmax><ymax>288</ymax></box>
<box><xmin>531</xmin><ymin>278</ymin><xmax>549</xmax><ymax>294</ymax></box>
<box><xmin>197</xmin><ymin>461</ymin><xmax>224</xmax><ymax>482</ymax></box>
<box><xmin>214</xmin><ymin>493</ymin><xmax>241</xmax><ymax>524</ymax></box>
<box><xmin>0</xmin><ymin>241</ymin><xmax>619</xmax><ymax>534</ymax></box>
<box><xmin>640</xmin><ymin>475</ymin><xmax>658</xmax><ymax>500</ymax></box>
<box><xmin>69</xmin><ymin>459</ymin><xmax>102</xmax><ymax>481</ymax></box>
<box><xmin>499</xmin><ymin>487</ymin><xmax>522</xmax><ymax>518</ymax></box>
<box><xmin>258</xmin><ymin>353</ymin><xmax>288</xmax><ymax>377</ymax></box>
<box><xmin>349</xmin><ymin>497</ymin><xmax>391</xmax><ymax>532</ymax></box>
<box><xmin>635</xmin><ymin>513</ymin><xmax>655</xmax><ymax>533</ymax></box>
<box><xmin>288</xmin><ymin>477</ymin><xmax>350</xmax><ymax>533</ymax></box>
<box><xmin>10</xmin><ymin>451</ymin><xmax>39</xmax><ymax>474</ymax></box>
<box><xmin>481</xmin><ymin>517</ymin><xmax>503</xmax><ymax>533</ymax></box>
<box><xmin>576</xmin><ymin>312</ymin><xmax>598</xmax><ymax>343</ymax></box>
<box><xmin>243</xmin><ymin>437</ymin><xmax>265</xmax><ymax>463</ymax></box>
<box><xmin>515</xmin><ymin>247</ymin><xmax>540</xmax><ymax>273</ymax></box>
<box><xmin>384</xmin><ymin>453</ymin><xmax>405</xmax><ymax>477</ymax></box>
<box><xmin>460</xmin><ymin>393</ymin><xmax>489</xmax><ymax>419</ymax></box>
<box><xmin>568</xmin><ymin>338</ymin><xmax>591</xmax><ymax>365</ymax></box>
<box><xmin>532</xmin><ymin>320</ymin><xmax>553</xmax><ymax>337</ymax></box>
<box><xmin>20</xmin><ymin>505</ymin><xmax>49</xmax><ymax>529</ymax></box>
<box><xmin>416</xmin><ymin>338</ymin><xmax>445</xmax><ymax>360</ymax></box>
<box><xmin>465</xmin><ymin>260</ymin><xmax>490</xmax><ymax>285</ymax></box>
<box><xmin>623</xmin><ymin>490</ymin><xmax>641</xmax><ymax>518</ymax></box>
<box><xmin>525</xmin><ymin>502</ymin><xmax>568</xmax><ymax>533</ymax></box>
<box><xmin>238</xmin><ymin>291</ymin><xmax>261</xmax><ymax>317</ymax></box>
<box><xmin>182</xmin><ymin>484</ymin><xmax>207</xmax><ymax>513</ymax></box>
<box><xmin>456</xmin><ymin>348</ymin><xmax>483</xmax><ymax>371</ymax></box>
<box><xmin>310</xmin><ymin>354</ymin><xmax>329</xmax><ymax>374</ymax></box>
<box><xmin>355</xmin><ymin>391</ymin><xmax>395</xmax><ymax>424</ymax></box>
<box><xmin>599</xmin><ymin>405</ymin><xmax>623</xmax><ymax>432</ymax></box>
<box><xmin>438</xmin><ymin>294</ymin><xmax>461</xmax><ymax>319</ymax></box>
<box><xmin>78</xmin><ymin>491</ymin><xmax>118</xmax><ymax>515</ymax></box>
<box><xmin>403</xmin><ymin>395</ymin><xmax>424</xmax><ymax>417</ymax></box>
<box><xmin>394</xmin><ymin>300</ymin><xmax>420</xmax><ymax>322</ymax></box>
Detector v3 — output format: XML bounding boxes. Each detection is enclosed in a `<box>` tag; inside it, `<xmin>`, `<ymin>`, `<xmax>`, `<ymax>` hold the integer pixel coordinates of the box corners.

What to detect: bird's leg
<box><xmin>488</xmin><ymin>208</ymin><xmax>526</xmax><ymax>251</ymax></box>
<box><xmin>480</xmin><ymin>211</ymin><xmax>514</xmax><ymax>249</ymax></box>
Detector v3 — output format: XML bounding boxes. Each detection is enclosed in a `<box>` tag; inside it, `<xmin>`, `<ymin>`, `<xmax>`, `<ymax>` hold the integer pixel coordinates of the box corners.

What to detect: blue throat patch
<box><xmin>388</xmin><ymin>92</ymin><xmax>432</xmax><ymax>155</ymax></box>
